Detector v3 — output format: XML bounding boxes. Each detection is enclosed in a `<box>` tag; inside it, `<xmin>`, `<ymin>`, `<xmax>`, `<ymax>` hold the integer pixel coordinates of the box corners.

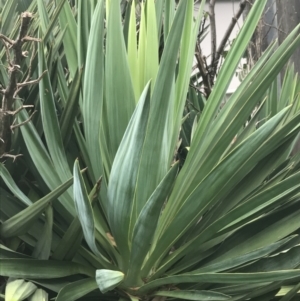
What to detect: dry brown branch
<box><xmin>0</xmin><ymin>12</ymin><xmax>42</xmax><ymax>160</ymax></box>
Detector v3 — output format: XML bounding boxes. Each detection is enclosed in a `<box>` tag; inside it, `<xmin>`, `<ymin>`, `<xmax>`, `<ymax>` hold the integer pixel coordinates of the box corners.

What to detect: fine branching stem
<box><xmin>211</xmin><ymin>0</ymin><xmax>247</xmax><ymax>79</ymax></box>
<box><xmin>195</xmin><ymin>42</ymin><xmax>212</xmax><ymax>97</ymax></box>
<box><xmin>209</xmin><ymin>0</ymin><xmax>217</xmax><ymax>73</ymax></box>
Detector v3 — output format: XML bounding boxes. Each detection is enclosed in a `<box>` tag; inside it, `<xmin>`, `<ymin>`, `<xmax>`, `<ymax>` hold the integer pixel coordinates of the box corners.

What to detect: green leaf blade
<box><xmin>82</xmin><ymin>0</ymin><xmax>105</xmax><ymax>181</ymax></box>
<box><xmin>155</xmin><ymin>290</ymin><xmax>231</xmax><ymax>301</ymax></box>
<box><xmin>56</xmin><ymin>278</ymin><xmax>98</xmax><ymax>301</ymax></box>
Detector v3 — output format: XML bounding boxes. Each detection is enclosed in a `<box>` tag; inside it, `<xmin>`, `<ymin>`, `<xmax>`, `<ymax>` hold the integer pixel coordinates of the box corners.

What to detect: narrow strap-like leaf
<box><xmin>55</xmin><ymin>0</ymin><xmax>77</xmax><ymax>77</ymax></box>
<box><xmin>60</xmin><ymin>68</ymin><xmax>83</xmax><ymax>144</ymax></box>
<box><xmin>0</xmin><ymin>176</ymin><xmax>73</xmax><ymax>238</ymax></box>
<box><xmin>134</xmin><ymin>0</ymin><xmax>187</xmax><ymax>223</ymax></box>
<box><xmin>139</xmin><ymin>270</ymin><xmax>300</xmax><ymax>294</ymax></box>
<box><xmin>0</xmin><ymin>163</ymin><xmax>32</xmax><ymax>206</ymax></box>
<box><xmin>108</xmin><ymin>83</ymin><xmax>151</xmax><ymax>269</ymax></box>
<box><xmin>144</xmin><ymin>106</ymin><xmax>292</xmax><ymax>274</ymax></box>
<box><xmin>0</xmin><ymin>259</ymin><xmax>94</xmax><ymax>278</ymax></box>
<box><xmin>38</xmin><ymin>38</ymin><xmax>73</xmax><ymax>188</ymax></box>
<box><xmin>56</xmin><ymin>278</ymin><xmax>98</xmax><ymax>301</ymax></box>
<box><xmin>73</xmin><ymin>160</ymin><xmax>113</xmax><ymax>269</ymax></box>
<box><xmin>32</xmin><ymin>205</ymin><xmax>53</xmax><ymax>260</ymax></box>
<box><xmin>154</xmin><ymin>290</ymin><xmax>231</xmax><ymax>301</ymax></box>
<box><xmin>126</xmin><ymin>162</ymin><xmax>178</xmax><ymax>285</ymax></box>
<box><xmin>105</xmin><ymin>0</ymin><xmax>136</xmax><ymax>160</ymax></box>
<box><xmin>82</xmin><ymin>0</ymin><xmax>105</xmax><ymax>182</ymax></box>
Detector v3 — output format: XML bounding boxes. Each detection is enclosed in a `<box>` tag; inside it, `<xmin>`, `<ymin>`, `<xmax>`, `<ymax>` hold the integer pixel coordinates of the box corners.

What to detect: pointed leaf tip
<box><xmin>96</xmin><ymin>269</ymin><xmax>124</xmax><ymax>293</ymax></box>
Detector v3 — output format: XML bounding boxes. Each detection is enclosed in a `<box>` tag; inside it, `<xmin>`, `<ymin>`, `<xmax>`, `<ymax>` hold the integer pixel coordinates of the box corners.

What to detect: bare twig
<box><xmin>10</xmin><ymin>110</ymin><xmax>37</xmax><ymax>131</ymax></box>
<box><xmin>15</xmin><ymin>70</ymin><xmax>47</xmax><ymax>97</ymax></box>
<box><xmin>0</xmin><ymin>34</ymin><xmax>14</xmax><ymax>45</ymax></box>
<box><xmin>195</xmin><ymin>42</ymin><xmax>212</xmax><ymax>97</ymax></box>
<box><xmin>209</xmin><ymin>0</ymin><xmax>217</xmax><ymax>71</ymax></box>
<box><xmin>211</xmin><ymin>0</ymin><xmax>247</xmax><ymax>79</ymax></box>
<box><xmin>2</xmin><ymin>12</ymin><xmax>34</xmax><ymax>106</ymax></box>
<box><xmin>6</xmin><ymin>105</ymin><xmax>34</xmax><ymax>116</ymax></box>
<box><xmin>0</xmin><ymin>153</ymin><xmax>23</xmax><ymax>162</ymax></box>
<box><xmin>17</xmin><ymin>70</ymin><xmax>47</xmax><ymax>89</ymax></box>
<box><xmin>22</xmin><ymin>36</ymin><xmax>41</xmax><ymax>43</ymax></box>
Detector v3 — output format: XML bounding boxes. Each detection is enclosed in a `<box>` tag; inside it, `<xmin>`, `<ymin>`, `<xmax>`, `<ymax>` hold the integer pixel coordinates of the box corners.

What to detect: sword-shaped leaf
<box><xmin>73</xmin><ymin>159</ymin><xmax>114</xmax><ymax>269</ymax></box>
<box><xmin>105</xmin><ymin>0</ymin><xmax>135</xmax><ymax>160</ymax></box>
<box><xmin>133</xmin><ymin>0</ymin><xmax>187</xmax><ymax>223</ymax></box>
<box><xmin>144</xmin><ymin>106</ymin><xmax>292</xmax><ymax>274</ymax></box>
<box><xmin>82</xmin><ymin>0</ymin><xmax>105</xmax><ymax>182</ymax></box>
<box><xmin>108</xmin><ymin>83</ymin><xmax>151</xmax><ymax>269</ymax></box>
<box><xmin>126</xmin><ymin>162</ymin><xmax>178</xmax><ymax>285</ymax></box>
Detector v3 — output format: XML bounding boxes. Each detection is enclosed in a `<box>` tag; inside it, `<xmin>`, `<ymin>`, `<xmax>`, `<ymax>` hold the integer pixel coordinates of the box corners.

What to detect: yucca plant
<box><xmin>1</xmin><ymin>0</ymin><xmax>300</xmax><ymax>300</ymax></box>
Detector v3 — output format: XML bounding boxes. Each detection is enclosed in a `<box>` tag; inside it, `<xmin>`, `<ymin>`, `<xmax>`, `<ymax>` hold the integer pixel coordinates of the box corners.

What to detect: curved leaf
<box><xmin>17</xmin><ymin>98</ymin><xmax>74</xmax><ymax>222</ymax></box>
<box><xmin>28</xmin><ymin>289</ymin><xmax>48</xmax><ymax>301</ymax></box>
<box><xmin>56</xmin><ymin>278</ymin><xmax>98</xmax><ymax>301</ymax></box>
<box><xmin>144</xmin><ymin>106</ymin><xmax>292</xmax><ymax>274</ymax></box>
<box><xmin>0</xmin><ymin>163</ymin><xmax>32</xmax><ymax>206</ymax></box>
<box><xmin>38</xmin><ymin>38</ymin><xmax>72</xmax><ymax>187</ymax></box>
<box><xmin>0</xmin><ymin>176</ymin><xmax>73</xmax><ymax>238</ymax></box>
